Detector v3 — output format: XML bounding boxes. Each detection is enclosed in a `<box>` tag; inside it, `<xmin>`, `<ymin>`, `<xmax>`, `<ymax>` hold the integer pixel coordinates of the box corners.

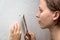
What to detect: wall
<box><xmin>0</xmin><ymin>0</ymin><xmax>50</xmax><ymax>40</ymax></box>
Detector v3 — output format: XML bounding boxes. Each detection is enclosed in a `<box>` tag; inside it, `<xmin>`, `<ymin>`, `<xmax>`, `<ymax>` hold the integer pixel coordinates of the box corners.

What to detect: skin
<box><xmin>36</xmin><ymin>0</ymin><xmax>55</xmax><ymax>29</ymax></box>
<box><xmin>36</xmin><ymin>0</ymin><xmax>60</xmax><ymax>40</ymax></box>
<box><xmin>9</xmin><ymin>22</ymin><xmax>21</xmax><ymax>40</ymax></box>
<box><xmin>10</xmin><ymin>0</ymin><xmax>60</xmax><ymax>40</ymax></box>
<box><xmin>10</xmin><ymin>22</ymin><xmax>36</xmax><ymax>40</ymax></box>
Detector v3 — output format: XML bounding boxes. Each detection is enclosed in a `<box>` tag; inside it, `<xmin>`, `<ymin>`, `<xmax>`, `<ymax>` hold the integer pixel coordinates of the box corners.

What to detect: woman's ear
<box><xmin>53</xmin><ymin>11</ymin><xmax>60</xmax><ymax>21</ymax></box>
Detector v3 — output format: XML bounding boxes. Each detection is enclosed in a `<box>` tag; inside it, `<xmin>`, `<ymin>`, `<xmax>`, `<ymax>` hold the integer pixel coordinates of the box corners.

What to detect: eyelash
<box><xmin>39</xmin><ymin>8</ymin><xmax>43</xmax><ymax>13</ymax></box>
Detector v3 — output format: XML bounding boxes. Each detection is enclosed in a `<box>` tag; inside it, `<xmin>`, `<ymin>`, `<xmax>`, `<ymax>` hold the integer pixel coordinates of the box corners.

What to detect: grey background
<box><xmin>0</xmin><ymin>0</ymin><xmax>50</xmax><ymax>40</ymax></box>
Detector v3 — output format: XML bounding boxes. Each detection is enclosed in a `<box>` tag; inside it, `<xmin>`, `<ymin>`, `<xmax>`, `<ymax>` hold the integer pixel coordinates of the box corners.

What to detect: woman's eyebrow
<box><xmin>39</xmin><ymin>7</ymin><xmax>40</xmax><ymax>9</ymax></box>
<box><xmin>39</xmin><ymin>7</ymin><xmax>42</xmax><ymax>10</ymax></box>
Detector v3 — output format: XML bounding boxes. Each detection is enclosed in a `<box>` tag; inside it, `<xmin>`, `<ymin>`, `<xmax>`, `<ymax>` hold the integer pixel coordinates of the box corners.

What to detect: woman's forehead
<box><xmin>39</xmin><ymin>0</ymin><xmax>47</xmax><ymax>9</ymax></box>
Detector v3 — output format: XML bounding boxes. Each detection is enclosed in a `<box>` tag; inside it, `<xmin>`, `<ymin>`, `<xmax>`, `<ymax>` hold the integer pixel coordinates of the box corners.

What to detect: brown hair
<box><xmin>45</xmin><ymin>0</ymin><xmax>60</xmax><ymax>25</ymax></box>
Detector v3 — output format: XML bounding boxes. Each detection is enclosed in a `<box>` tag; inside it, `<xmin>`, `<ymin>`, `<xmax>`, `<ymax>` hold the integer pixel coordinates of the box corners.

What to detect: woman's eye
<box><xmin>39</xmin><ymin>8</ymin><xmax>43</xmax><ymax>13</ymax></box>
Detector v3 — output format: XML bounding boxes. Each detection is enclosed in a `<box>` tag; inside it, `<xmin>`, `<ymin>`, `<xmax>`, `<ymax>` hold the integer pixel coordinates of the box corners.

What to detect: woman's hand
<box><xmin>9</xmin><ymin>22</ymin><xmax>22</xmax><ymax>40</ymax></box>
<box><xmin>24</xmin><ymin>32</ymin><xmax>36</xmax><ymax>40</ymax></box>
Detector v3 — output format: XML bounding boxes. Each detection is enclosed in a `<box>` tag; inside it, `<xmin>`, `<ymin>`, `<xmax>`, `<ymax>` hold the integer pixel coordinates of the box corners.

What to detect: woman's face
<box><xmin>36</xmin><ymin>0</ymin><xmax>54</xmax><ymax>29</ymax></box>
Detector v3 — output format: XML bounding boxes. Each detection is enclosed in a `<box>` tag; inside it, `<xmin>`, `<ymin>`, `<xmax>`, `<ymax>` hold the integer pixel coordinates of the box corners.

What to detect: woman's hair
<box><xmin>45</xmin><ymin>0</ymin><xmax>60</xmax><ymax>25</ymax></box>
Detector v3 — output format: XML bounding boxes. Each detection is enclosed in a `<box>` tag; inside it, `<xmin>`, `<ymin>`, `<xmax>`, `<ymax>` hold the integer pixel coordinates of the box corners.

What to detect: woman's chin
<box><xmin>40</xmin><ymin>25</ymin><xmax>47</xmax><ymax>29</ymax></box>
<box><xmin>39</xmin><ymin>23</ymin><xmax>47</xmax><ymax>29</ymax></box>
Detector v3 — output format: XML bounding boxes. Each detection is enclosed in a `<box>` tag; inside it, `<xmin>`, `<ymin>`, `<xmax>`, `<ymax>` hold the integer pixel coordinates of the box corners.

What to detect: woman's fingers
<box><xmin>16</xmin><ymin>22</ymin><xmax>21</xmax><ymax>32</ymax></box>
<box><xmin>24</xmin><ymin>32</ymin><xmax>36</xmax><ymax>40</ymax></box>
<box><xmin>10</xmin><ymin>22</ymin><xmax>22</xmax><ymax>40</ymax></box>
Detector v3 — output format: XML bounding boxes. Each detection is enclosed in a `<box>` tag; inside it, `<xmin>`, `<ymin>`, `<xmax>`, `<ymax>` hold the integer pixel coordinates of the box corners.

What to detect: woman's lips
<box><xmin>37</xmin><ymin>19</ymin><xmax>41</xmax><ymax>24</ymax></box>
<box><xmin>38</xmin><ymin>20</ymin><xmax>41</xmax><ymax>24</ymax></box>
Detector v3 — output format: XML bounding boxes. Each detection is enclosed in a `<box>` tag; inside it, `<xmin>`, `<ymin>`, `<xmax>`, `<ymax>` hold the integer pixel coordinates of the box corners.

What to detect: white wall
<box><xmin>0</xmin><ymin>0</ymin><xmax>50</xmax><ymax>40</ymax></box>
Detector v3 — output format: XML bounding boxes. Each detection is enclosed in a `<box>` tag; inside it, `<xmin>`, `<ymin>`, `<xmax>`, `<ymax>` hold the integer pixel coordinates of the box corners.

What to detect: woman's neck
<box><xmin>48</xmin><ymin>25</ymin><xmax>60</xmax><ymax>40</ymax></box>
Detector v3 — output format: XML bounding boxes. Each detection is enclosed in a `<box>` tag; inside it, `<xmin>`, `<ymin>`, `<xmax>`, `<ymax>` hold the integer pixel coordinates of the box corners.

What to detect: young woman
<box><xmin>10</xmin><ymin>0</ymin><xmax>60</xmax><ymax>40</ymax></box>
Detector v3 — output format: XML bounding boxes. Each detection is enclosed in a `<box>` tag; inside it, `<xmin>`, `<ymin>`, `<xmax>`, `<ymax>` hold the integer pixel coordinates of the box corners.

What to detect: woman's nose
<box><xmin>36</xmin><ymin>11</ymin><xmax>40</xmax><ymax>18</ymax></box>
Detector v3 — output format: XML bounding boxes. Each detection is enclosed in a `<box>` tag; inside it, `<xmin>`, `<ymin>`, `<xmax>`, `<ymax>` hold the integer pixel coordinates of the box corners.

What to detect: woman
<box><xmin>10</xmin><ymin>0</ymin><xmax>60</xmax><ymax>40</ymax></box>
